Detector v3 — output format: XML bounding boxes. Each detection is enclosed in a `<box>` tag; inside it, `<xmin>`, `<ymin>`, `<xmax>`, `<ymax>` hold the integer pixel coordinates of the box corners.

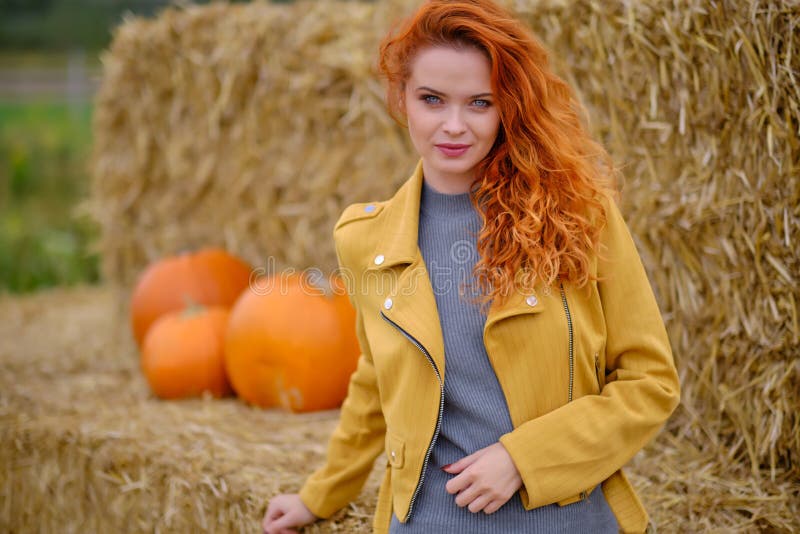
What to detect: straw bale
<box><xmin>504</xmin><ymin>2</ymin><xmax>800</xmax><ymax>527</ymax></box>
<box><xmin>2</xmin><ymin>287</ymin><xmax>798</xmax><ymax>532</ymax></box>
<box><xmin>511</xmin><ymin>0</ymin><xmax>800</xmax><ymax>477</ymax></box>
<box><xmin>81</xmin><ymin>0</ymin><xmax>800</xmax><ymax>530</ymax></box>
<box><xmin>0</xmin><ymin>286</ymin><xmax>381</xmax><ymax>533</ymax></box>
<box><xmin>89</xmin><ymin>0</ymin><xmax>415</xmax><ymax>288</ymax></box>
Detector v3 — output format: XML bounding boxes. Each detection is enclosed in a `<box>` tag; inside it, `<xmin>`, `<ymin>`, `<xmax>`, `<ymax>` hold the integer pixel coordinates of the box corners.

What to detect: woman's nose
<box><xmin>443</xmin><ymin>107</ymin><xmax>467</xmax><ymax>135</ymax></box>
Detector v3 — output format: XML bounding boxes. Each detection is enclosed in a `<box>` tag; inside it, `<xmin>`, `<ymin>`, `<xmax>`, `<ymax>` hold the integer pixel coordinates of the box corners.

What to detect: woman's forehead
<box><xmin>407</xmin><ymin>46</ymin><xmax>493</xmax><ymax>94</ymax></box>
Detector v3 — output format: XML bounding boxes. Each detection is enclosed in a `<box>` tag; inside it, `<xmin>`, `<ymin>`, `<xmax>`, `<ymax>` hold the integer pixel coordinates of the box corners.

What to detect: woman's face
<box><xmin>402</xmin><ymin>45</ymin><xmax>501</xmax><ymax>194</ymax></box>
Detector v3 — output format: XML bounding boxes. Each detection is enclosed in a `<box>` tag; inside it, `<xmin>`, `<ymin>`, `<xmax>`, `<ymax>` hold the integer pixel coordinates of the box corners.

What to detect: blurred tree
<box><xmin>0</xmin><ymin>0</ymin><xmax>256</xmax><ymax>51</ymax></box>
<box><xmin>0</xmin><ymin>0</ymin><xmax>54</xmax><ymax>9</ymax></box>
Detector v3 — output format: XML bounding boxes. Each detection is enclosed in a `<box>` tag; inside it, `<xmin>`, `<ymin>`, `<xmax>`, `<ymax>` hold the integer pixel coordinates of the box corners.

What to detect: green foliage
<box><xmin>0</xmin><ymin>99</ymin><xmax>99</xmax><ymax>292</ymax></box>
<box><xmin>0</xmin><ymin>0</ymin><xmax>256</xmax><ymax>51</ymax></box>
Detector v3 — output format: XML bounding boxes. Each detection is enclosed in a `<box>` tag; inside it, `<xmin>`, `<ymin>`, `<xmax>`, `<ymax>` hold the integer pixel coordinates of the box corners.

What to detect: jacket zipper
<box><xmin>560</xmin><ymin>283</ymin><xmax>589</xmax><ymax>502</ymax></box>
<box><xmin>380</xmin><ymin>310</ymin><xmax>444</xmax><ymax>522</ymax></box>
<box><xmin>559</xmin><ymin>283</ymin><xmax>574</xmax><ymax>403</ymax></box>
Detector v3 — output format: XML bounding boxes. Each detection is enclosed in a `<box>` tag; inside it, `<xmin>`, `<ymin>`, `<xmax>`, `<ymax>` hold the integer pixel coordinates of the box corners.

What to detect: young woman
<box><xmin>263</xmin><ymin>1</ymin><xmax>680</xmax><ymax>533</ymax></box>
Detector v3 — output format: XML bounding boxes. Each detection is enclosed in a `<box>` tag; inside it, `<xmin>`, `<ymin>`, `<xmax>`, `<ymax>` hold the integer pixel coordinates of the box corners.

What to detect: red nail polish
<box><xmin>441</xmin><ymin>463</ymin><xmax>452</xmax><ymax>470</ymax></box>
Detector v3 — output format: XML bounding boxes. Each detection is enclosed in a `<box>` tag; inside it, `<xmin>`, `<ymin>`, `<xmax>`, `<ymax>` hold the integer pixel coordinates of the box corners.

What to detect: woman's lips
<box><xmin>435</xmin><ymin>144</ymin><xmax>470</xmax><ymax>157</ymax></box>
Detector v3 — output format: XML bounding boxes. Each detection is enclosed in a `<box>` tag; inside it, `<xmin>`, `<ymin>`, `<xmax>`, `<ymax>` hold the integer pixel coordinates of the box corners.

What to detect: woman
<box><xmin>263</xmin><ymin>0</ymin><xmax>680</xmax><ymax>532</ymax></box>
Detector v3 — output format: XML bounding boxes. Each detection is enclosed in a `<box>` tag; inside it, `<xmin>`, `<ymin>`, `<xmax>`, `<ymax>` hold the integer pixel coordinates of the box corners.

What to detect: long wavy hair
<box><xmin>378</xmin><ymin>0</ymin><xmax>620</xmax><ymax>305</ymax></box>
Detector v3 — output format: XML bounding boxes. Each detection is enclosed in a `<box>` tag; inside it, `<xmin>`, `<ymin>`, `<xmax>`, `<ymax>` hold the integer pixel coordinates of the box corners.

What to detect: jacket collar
<box><xmin>366</xmin><ymin>160</ymin><xmax>548</xmax><ymax>341</ymax></box>
<box><xmin>366</xmin><ymin>160</ymin><xmax>425</xmax><ymax>271</ymax></box>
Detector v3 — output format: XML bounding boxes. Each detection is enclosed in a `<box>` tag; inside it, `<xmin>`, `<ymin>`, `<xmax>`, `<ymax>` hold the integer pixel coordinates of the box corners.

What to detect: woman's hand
<box><xmin>442</xmin><ymin>441</ymin><xmax>523</xmax><ymax>514</ymax></box>
<box><xmin>262</xmin><ymin>493</ymin><xmax>317</xmax><ymax>534</ymax></box>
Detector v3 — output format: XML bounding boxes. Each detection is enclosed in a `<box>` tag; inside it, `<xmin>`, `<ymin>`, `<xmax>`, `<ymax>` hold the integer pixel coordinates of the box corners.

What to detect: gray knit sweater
<box><xmin>388</xmin><ymin>179</ymin><xmax>619</xmax><ymax>533</ymax></box>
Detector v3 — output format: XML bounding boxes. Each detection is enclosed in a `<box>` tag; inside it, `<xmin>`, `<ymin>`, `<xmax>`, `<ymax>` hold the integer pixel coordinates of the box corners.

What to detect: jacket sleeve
<box><xmin>497</xmin><ymin>195</ymin><xmax>681</xmax><ymax>509</ymax></box>
<box><xmin>297</xmin><ymin>234</ymin><xmax>387</xmax><ymax>518</ymax></box>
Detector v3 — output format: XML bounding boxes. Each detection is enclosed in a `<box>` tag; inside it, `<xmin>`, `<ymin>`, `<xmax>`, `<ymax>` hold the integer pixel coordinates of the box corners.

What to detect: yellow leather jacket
<box><xmin>298</xmin><ymin>162</ymin><xmax>680</xmax><ymax>533</ymax></box>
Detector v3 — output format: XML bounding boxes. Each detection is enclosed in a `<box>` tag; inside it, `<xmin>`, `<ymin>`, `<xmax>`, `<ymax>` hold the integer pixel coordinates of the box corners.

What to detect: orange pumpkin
<box><xmin>224</xmin><ymin>272</ymin><xmax>360</xmax><ymax>412</ymax></box>
<box><xmin>141</xmin><ymin>305</ymin><xmax>233</xmax><ymax>399</ymax></box>
<box><xmin>130</xmin><ymin>248</ymin><xmax>252</xmax><ymax>346</ymax></box>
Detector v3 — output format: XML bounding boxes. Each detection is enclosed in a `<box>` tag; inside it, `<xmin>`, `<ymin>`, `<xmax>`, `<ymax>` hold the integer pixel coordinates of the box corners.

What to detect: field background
<box><xmin>0</xmin><ymin>53</ymin><xmax>98</xmax><ymax>292</ymax></box>
<box><xmin>0</xmin><ymin>0</ymin><xmax>248</xmax><ymax>293</ymax></box>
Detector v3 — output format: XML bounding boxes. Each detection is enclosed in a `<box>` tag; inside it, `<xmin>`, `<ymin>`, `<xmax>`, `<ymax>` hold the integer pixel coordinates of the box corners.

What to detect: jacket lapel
<box><xmin>366</xmin><ymin>161</ymin><xmax>446</xmax><ymax>376</ymax></box>
<box><xmin>366</xmin><ymin>160</ymin><xmax>550</xmax><ymax>377</ymax></box>
<box><xmin>484</xmin><ymin>283</ymin><xmax>548</xmax><ymax>332</ymax></box>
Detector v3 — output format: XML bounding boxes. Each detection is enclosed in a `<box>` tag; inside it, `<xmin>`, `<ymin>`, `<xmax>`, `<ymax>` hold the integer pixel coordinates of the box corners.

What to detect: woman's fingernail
<box><xmin>441</xmin><ymin>463</ymin><xmax>452</xmax><ymax>470</ymax></box>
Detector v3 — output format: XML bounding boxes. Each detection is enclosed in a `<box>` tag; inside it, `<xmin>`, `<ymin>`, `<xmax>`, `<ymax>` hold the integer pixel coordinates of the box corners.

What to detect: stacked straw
<box><xmin>510</xmin><ymin>0</ymin><xmax>800</xmax><ymax>529</ymax></box>
<box><xmin>27</xmin><ymin>0</ymin><xmax>791</xmax><ymax>530</ymax></box>
<box><xmin>0</xmin><ymin>287</ymin><xmax>383</xmax><ymax>533</ymax></box>
<box><xmin>89</xmin><ymin>0</ymin><xmax>416</xmax><ymax>287</ymax></box>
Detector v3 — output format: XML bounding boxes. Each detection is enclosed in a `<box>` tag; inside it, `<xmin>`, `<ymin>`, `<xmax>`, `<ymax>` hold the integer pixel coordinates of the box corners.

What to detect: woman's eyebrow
<box><xmin>415</xmin><ymin>86</ymin><xmax>493</xmax><ymax>99</ymax></box>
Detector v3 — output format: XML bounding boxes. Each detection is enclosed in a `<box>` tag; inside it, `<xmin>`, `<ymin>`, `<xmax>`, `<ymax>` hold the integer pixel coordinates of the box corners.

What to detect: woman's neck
<box><xmin>421</xmin><ymin>165</ymin><xmax>475</xmax><ymax>194</ymax></box>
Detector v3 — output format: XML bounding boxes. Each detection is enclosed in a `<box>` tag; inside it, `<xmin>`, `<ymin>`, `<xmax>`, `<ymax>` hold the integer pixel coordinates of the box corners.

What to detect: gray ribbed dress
<box><xmin>388</xmin><ymin>179</ymin><xmax>620</xmax><ymax>533</ymax></box>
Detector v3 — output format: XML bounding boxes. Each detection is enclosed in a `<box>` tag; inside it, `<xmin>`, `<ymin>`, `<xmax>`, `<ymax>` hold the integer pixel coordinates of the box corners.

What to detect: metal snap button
<box><xmin>364</xmin><ymin>204</ymin><xmax>376</xmax><ymax>213</ymax></box>
<box><xmin>384</xmin><ymin>298</ymin><xmax>393</xmax><ymax>310</ymax></box>
<box><xmin>526</xmin><ymin>295</ymin><xmax>538</xmax><ymax>307</ymax></box>
<box><xmin>374</xmin><ymin>254</ymin><xmax>385</xmax><ymax>265</ymax></box>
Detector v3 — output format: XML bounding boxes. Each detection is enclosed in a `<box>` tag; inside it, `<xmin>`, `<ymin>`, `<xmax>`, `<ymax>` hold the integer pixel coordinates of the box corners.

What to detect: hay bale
<box><xmin>512</xmin><ymin>0</ymin><xmax>800</xmax><ymax>488</ymax></box>
<box><xmin>89</xmin><ymin>0</ymin><xmax>415</xmax><ymax>287</ymax></box>
<box><xmin>2</xmin><ymin>287</ymin><xmax>797</xmax><ymax>532</ymax></box>
<box><xmin>0</xmin><ymin>287</ymin><xmax>380</xmax><ymax>533</ymax></box>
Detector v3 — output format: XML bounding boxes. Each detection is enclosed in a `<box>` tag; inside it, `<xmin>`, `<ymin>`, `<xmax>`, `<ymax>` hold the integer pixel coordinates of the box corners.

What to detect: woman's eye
<box><xmin>422</xmin><ymin>94</ymin><xmax>442</xmax><ymax>105</ymax></box>
<box><xmin>472</xmin><ymin>99</ymin><xmax>491</xmax><ymax>108</ymax></box>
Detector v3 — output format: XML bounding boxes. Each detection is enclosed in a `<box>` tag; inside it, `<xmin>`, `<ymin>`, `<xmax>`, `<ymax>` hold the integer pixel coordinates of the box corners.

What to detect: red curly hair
<box><xmin>378</xmin><ymin>0</ymin><xmax>620</xmax><ymax>305</ymax></box>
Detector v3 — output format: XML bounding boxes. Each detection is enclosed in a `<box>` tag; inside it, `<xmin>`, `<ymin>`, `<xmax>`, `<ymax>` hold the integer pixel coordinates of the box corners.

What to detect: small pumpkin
<box><xmin>224</xmin><ymin>272</ymin><xmax>359</xmax><ymax>412</ymax></box>
<box><xmin>141</xmin><ymin>305</ymin><xmax>232</xmax><ymax>399</ymax></box>
<box><xmin>130</xmin><ymin>247</ymin><xmax>252</xmax><ymax>346</ymax></box>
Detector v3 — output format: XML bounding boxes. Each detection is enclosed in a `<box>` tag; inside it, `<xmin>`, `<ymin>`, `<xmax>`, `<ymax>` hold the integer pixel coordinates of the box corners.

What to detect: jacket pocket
<box><xmin>385</xmin><ymin>430</ymin><xmax>405</xmax><ymax>469</ymax></box>
<box><xmin>594</xmin><ymin>351</ymin><xmax>605</xmax><ymax>392</ymax></box>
